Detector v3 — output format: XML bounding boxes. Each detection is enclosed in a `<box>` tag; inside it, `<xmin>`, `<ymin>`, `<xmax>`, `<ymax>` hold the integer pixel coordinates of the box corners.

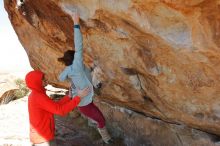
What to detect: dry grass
<box><xmin>14</xmin><ymin>79</ymin><xmax>29</xmax><ymax>99</ymax></box>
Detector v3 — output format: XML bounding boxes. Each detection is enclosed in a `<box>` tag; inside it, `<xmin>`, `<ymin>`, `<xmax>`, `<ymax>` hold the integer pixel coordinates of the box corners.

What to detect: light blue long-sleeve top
<box><xmin>59</xmin><ymin>26</ymin><xmax>94</xmax><ymax>107</ymax></box>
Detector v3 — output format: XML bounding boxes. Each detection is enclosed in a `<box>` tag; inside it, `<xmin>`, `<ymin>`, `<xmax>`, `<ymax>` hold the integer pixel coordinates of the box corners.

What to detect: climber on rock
<box><xmin>25</xmin><ymin>70</ymin><xmax>90</xmax><ymax>146</ymax></box>
<box><xmin>57</xmin><ymin>12</ymin><xmax>113</xmax><ymax>144</ymax></box>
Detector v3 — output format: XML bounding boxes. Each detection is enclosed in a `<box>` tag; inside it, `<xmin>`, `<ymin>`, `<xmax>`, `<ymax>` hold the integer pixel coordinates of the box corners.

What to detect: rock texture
<box><xmin>95</xmin><ymin>99</ymin><xmax>220</xmax><ymax>146</ymax></box>
<box><xmin>4</xmin><ymin>0</ymin><xmax>220</xmax><ymax>136</ymax></box>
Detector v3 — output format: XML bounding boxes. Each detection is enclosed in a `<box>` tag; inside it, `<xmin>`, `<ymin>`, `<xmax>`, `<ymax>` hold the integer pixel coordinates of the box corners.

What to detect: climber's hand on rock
<box><xmin>72</xmin><ymin>12</ymin><xmax>79</xmax><ymax>25</ymax></box>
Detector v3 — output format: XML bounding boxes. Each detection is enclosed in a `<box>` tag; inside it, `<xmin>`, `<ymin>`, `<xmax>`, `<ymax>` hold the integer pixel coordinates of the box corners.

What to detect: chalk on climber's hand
<box><xmin>61</xmin><ymin>5</ymin><xmax>78</xmax><ymax>16</ymax></box>
<box><xmin>16</xmin><ymin>0</ymin><xmax>25</xmax><ymax>9</ymax></box>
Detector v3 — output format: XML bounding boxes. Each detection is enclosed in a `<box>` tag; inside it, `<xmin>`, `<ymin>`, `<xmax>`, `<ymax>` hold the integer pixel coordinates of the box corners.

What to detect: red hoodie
<box><xmin>25</xmin><ymin>70</ymin><xmax>80</xmax><ymax>144</ymax></box>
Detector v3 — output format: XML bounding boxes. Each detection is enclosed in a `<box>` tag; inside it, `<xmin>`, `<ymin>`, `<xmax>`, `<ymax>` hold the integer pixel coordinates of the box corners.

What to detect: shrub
<box><xmin>14</xmin><ymin>78</ymin><xmax>29</xmax><ymax>99</ymax></box>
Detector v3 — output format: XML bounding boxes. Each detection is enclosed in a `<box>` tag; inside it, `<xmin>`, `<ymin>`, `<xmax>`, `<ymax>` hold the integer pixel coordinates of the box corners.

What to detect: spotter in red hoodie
<box><xmin>25</xmin><ymin>70</ymin><xmax>80</xmax><ymax>144</ymax></box>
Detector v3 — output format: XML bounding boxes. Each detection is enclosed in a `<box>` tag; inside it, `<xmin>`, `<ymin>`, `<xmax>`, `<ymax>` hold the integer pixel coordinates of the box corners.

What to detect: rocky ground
<box><xmin>0</xmin><ymin>96</ymin><xmax>125</xmax><ymax>146</ymax></box>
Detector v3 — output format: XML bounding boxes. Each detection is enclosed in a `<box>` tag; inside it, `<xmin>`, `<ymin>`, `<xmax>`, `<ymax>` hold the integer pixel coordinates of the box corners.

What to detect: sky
<box><xmin>0</xmin><ymin>0</ymin><xmax>32</xmax><ymax>74</ymax></box>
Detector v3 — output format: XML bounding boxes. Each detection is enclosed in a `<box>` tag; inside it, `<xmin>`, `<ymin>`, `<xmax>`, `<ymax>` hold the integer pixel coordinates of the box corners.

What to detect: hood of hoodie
<box><xmin>25</xmin><ymin>70</ymin><xmax>46</xmax><ymax>93</ymax></box>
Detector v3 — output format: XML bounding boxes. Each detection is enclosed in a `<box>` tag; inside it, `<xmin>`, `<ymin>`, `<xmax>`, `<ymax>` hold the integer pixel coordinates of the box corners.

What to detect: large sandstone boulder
<box><xmin>4</xmin><ymin>0</ymin><xmax>220</xmax><ymax>136</ymax></box>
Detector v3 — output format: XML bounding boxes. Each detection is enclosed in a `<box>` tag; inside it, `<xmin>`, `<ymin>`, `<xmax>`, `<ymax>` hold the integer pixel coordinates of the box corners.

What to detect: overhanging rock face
<box><xmin>4</xmin><ymin>0</ymin><xmax>220</xmax><ymax>135</ymax></box>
